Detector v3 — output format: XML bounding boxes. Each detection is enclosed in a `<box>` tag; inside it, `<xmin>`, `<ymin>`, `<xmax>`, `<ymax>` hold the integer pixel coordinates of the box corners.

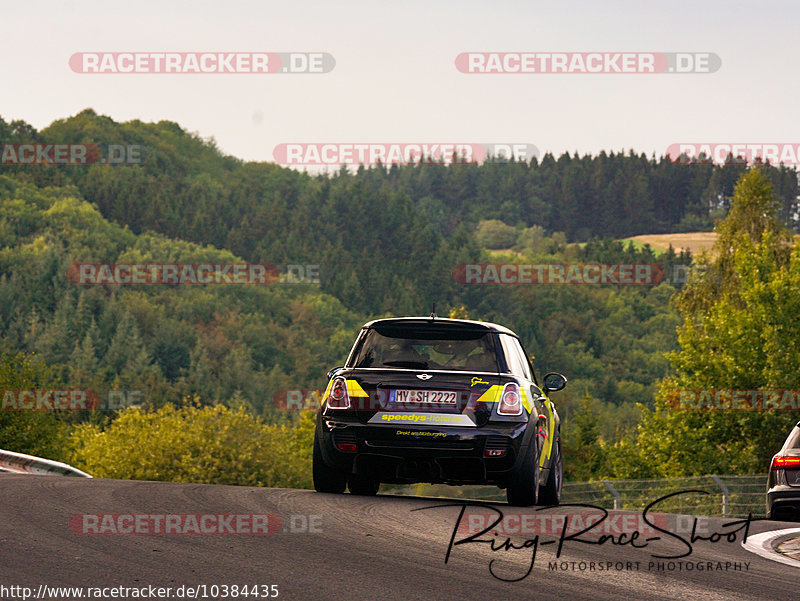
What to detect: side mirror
<box><xmin>542</xmin><ymin>372</ymin><xmax>567</xmax><ymax>393</ymax></box>
<box><xmin>326</xmin><ymin>366</ymin><xmax>345</xmax><ymax>380</ymax></box>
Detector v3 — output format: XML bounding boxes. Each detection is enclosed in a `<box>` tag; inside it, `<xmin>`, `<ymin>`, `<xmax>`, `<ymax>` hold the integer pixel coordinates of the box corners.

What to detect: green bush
<box><xmin>475</xmin><ymin>219</ymin><xmax>518</xmax><ymax>249</ymax></box>
<box><xmin>69</xmin><ymin>403</ymin><xmax>315</xmax><ymax>488</ymax></box>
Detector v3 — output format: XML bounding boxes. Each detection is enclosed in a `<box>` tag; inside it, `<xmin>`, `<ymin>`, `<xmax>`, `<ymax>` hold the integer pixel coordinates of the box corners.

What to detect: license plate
<box><xmin>394</xmin><ymin>389</ymin><xmax>457</xmax><ymax>405</ymax></box>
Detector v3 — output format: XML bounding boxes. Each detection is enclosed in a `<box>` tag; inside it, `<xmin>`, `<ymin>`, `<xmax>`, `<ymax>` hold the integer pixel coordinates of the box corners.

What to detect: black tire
<box><xmin>538</xmin><ymin>438</ymin><xmax>562</xmax><ymax>506</ymax></box>
<box><xmin>506</xmin><ymin>441</ymin><xmax>539</xmax><ymax>507</ymax></box>
<box><xmin>312</xmin><ymin>434</ymin><xmax>347</xmax><ymax>493</ymax></box>
<box><xmin>348</xmin><ymin>474</ymin><xmax>380</xmax><ymax>496</ymax></box>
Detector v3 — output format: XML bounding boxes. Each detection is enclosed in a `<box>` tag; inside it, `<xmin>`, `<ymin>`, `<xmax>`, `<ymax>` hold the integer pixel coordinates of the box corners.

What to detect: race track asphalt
<box><xmin>0</xmin><ymin>475</ymin><xmax>797</xmax><ymax>601</ymax></box>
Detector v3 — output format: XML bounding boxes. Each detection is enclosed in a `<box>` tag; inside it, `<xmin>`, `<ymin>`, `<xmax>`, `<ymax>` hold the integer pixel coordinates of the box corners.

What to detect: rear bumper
<box><xmin>767</xmin><ymin>485</ymin><xmax>800</xmax><ymax>520</ymax></box>
<box><xmin>316</xmin><ymin>412</ymin><xmax>532</xmax><ymax>485</ymax></box>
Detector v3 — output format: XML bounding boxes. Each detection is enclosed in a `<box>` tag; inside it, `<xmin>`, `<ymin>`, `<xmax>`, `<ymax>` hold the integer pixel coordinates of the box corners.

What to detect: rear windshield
<box><xmin>350</xmin><ymin>325</ymin><xmax>498</xmax><ymax>372</ymax></box>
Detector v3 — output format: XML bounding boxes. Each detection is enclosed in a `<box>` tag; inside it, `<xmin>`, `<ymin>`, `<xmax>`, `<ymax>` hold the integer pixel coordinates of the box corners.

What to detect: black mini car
<box><xmin>767</xmin><ymin>422</ymin><xmax>800</xmax><ymax>520</ymax></box>
<box><xmin>312</xmin><ymin>316</ymin><xmax>567</xmax><ymax>506</ymax></box>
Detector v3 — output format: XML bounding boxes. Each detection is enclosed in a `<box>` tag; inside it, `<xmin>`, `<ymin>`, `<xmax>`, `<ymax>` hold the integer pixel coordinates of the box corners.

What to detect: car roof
<box><xmin>361</xmin><ymin>316</ymin><xmax>519</xmax><ymax>337</ymax></box>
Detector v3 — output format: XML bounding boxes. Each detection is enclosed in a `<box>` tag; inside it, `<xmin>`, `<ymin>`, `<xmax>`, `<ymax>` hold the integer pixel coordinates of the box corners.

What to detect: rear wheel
<box><xmin>312</xmin><ymin>435</ymin><xmax>347</xmax><ymax>493</ymax></box>
<box><xmin>506</xmin><ymin>441</ymin><xmax>539</xmax><ymax>507</ymax></box>
<box><xmin>538</xmin><ymin>438</ymin><xmax>562</xmax><ymax>506</ymax></box>
<box><xmin>348</xmin><ymin>474</ymin><xmax>380</xmax><ymax>496</ymax></box>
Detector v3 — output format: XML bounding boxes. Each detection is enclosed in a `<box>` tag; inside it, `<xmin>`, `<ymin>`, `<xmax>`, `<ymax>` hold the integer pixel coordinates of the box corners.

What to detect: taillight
<box><xmin>771</xmin><ymin>455</ymin><xmax>800</xmax><ymax>470</ymax></box>
<box><xmin>327</xmin><ymin>376</ymin><xmax>350</xmax><ymax>409</ymax></box>
<box><xmin>498</xmin><ymin>382</ymin><xmax>523</xmax><ymax>416</ymax></box>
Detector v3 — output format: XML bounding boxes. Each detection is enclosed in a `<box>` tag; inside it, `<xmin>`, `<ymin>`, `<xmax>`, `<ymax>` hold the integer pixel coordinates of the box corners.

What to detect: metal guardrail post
<box><xmin>601</xmin><ymin>480</ymin><xmax>621</xmax><ymax>510</ymax></box>
<box><xmin>709</xmin><ymin>474</ymin><xmax>729</xmax><ymax>517</ymax></box>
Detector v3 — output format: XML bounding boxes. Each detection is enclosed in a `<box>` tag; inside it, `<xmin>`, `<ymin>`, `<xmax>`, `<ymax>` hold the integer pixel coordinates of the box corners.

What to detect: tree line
<box><xmin>1</xmin><ymin>110</ymin><xmax>798</xmax><ymax>484</ymax></box>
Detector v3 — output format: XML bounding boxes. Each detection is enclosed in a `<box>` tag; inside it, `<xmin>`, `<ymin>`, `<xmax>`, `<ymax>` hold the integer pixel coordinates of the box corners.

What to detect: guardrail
<box><xmin>387</xmin><ymin>474</ymin><xmax>767</xmax><ymax>518</ymax></box>
<box><xmin>0</xmin><ymin>449</ymin><xmax>91</xmax><ymax>478</ymax></box>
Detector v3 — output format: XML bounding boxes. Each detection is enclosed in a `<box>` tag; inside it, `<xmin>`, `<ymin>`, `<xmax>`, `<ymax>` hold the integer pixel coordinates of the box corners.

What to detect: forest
<box><xmin>1</xmin><ymin>109</ymin><xmax>798</xmax><ymax>483</ymax></box>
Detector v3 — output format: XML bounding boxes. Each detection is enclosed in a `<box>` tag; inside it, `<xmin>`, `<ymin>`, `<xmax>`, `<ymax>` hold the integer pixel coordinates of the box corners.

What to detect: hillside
<box><xmin>1</xmin><ymin>110</ymin><xmax>799</xmax><ymax>480</ymax></box>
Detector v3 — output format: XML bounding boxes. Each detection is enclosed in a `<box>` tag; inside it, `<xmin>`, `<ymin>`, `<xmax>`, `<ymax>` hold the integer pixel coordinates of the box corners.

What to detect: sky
<box><xmin>1</xmin><ymin>0</ymin><xmax>798</xmax><ymax>167</ymax></box>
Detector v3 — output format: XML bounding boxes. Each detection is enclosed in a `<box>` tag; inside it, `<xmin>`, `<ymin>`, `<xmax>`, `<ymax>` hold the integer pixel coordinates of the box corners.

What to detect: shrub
<box><xmin>475</xmin><ymin>219</ymin><xmax>518</xmax><ymax>249</ymax></box>
<box><xmin>69</xmin><ymin>403</ymin><xmax>315</xmax><ymax>488</ymax></box>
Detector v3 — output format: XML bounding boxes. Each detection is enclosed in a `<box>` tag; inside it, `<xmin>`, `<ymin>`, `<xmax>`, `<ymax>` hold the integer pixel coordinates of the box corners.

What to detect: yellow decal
<box><xmin>539</xmin><ymin>396</ymin><xmax>555</xmax><ymax>466</ymax></box>
<box><xmin>471</xmin><ymin>377</ymin><xmax>490</xmax><ymax>387</ymax></box>
<box><xmin>474</xmin><ymin>385</ymin><xmax>502</xmax><ymax>404</ymax></box>
<box><xmin>346</xmin><ymin>379</ymin><xmax>369</xmax><ymax>397</ymax></box>
<box><xmin>320</xmin><ymin>379</ymin><xmax>334</xmax><ymax>405</ymax></box>
<box><xmin>380</xmin><ymin>413</ymin><xmax>462</xmax><ymax>424</ymax></box>
<box><xmin>520</xmin><ymin>388</ymin><xmax>533</xmax><ymax>414</ymax></box>
<box><xmin>396</xmin><ymin>430</ymin><xmax>446</xmax><ymax>438</ymax></box>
